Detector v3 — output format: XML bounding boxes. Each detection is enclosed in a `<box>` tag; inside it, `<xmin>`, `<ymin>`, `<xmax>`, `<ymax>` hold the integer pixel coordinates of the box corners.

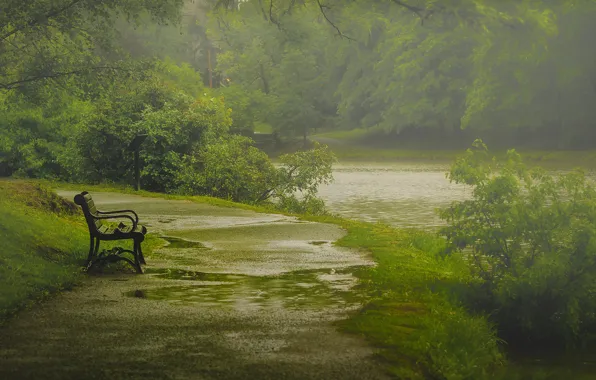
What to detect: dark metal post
<box><xmin>127</xmin><ymin>134</ymin><xmax>148</xmax><ymax>191</ymax></box>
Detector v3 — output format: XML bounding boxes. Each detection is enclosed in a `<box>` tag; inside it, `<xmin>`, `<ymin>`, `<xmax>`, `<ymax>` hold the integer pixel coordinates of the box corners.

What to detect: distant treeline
<box><xmin>205</xmin><ymin>0</ymin><xmax>596</xmax><ymax>149</ymax></box>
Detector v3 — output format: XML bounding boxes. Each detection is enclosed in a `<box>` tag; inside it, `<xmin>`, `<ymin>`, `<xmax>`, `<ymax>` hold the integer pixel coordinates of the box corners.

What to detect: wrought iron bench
<box><xmin>74</xmin><ymin>191</ymin><xmax>148</xmax><ymax>273</ymax></box>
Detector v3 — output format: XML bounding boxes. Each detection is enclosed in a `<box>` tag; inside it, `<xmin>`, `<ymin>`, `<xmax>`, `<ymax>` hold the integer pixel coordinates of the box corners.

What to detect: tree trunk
<box><xmin>259</xmin><ymin>63</ymin><xmax>270</xmax><ymax>94</ymax></box>
<box><xmin>303</xmin><ymin>125</ymin><xmax>308</xmax><ymax>148</ymax></box>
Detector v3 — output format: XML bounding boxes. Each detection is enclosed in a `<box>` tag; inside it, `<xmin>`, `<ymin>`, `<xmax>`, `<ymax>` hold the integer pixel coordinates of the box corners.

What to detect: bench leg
<box><xmin>133</xmin><ymin>240</ymin><xmax>143</xmax><ymax>274</ymax></box>
<box><xmin>86</xmin><ymin>236</ymin><xmax>100</xmax><ymax>267</ymax></box>
<box><xmin>137</xmin><ymin>241</ymin><xmax>146</xmax><ymax>265</ymax></box>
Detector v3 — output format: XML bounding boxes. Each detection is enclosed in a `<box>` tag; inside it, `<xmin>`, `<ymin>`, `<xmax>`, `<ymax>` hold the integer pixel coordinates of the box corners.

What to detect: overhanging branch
<box><xmin>0</xmin><ymin>65</ymin><xmax>136</xmax><ymax>90</ymax></box>
<box><xmin>316</xmin><ymin>0</ymin><xmax>354</xmax><ymax>41</ymax></box>
<box><xmin>269</xmin><ymin>0</ymin><xmax>282</xmax><ymax>28</ymax></box>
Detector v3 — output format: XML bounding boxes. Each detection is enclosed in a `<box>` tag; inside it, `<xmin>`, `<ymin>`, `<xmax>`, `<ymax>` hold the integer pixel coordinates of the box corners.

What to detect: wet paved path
<box><xmin>0</xmin><ymin>192</ymin><xmax>389</xmax><ymax>380</ymax></box>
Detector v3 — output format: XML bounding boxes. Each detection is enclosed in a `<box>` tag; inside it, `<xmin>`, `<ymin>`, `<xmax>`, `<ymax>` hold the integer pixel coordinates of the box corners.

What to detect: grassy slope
<box><xmin>0</xmin><ymin>180</ymin><xmax>174</xmax><ymax>323</ymax></box>
<box><xmin>0</xmin><ymin>181</ymin><xmax>88</xmax><ymax>323</ymax></box>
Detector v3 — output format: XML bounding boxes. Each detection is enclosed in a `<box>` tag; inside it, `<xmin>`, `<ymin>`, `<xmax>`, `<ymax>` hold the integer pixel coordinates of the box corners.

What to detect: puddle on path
<box><xmin>129</xmin><ymin>268</ymin><xmax>365</xmax><ymax>311</ymax></box>
<box><xmin>161</xmin><ymin>236</ymin><xmax>209</xmax><ymax>249</ymax></box>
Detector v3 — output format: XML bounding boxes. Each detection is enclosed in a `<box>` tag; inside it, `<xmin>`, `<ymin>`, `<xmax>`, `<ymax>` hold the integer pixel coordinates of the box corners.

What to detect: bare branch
<box><xmin>316</xmin><ymin>0</ymin><xmax>355</xmax><ymax>41</ymax></box>
<box><xmin>268</xmin><ymin>0</ymin><xmax>282</xmax><ymax>29</ymax></box>
<box><xmin>391</xmin><ymin>0</ymin><xmax>426</xmax><ymax>25</ymax></box>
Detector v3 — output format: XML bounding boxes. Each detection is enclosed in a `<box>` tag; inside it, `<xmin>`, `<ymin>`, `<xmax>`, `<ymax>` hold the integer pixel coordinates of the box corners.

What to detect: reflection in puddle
<box><xmin>145</xmin><ymin>268</ymin><xmax>243</xmax><ymax>281</ymax></box>
<box><xmin>128</xmin><ymin>268</ymin><xmax>365</xmax><ymax>310</ymax></box>
<box><xmin>161</xmin><ymin>236</ymin><xmax>209</xmax><ymax>249</ymax></box>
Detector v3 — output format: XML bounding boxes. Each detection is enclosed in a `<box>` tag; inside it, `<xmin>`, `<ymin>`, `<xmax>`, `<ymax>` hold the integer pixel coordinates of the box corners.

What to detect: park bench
<box><xmin>74</xmin><ymin>191</ymin><xmax>148</xmax><ymax>273</ymax></box>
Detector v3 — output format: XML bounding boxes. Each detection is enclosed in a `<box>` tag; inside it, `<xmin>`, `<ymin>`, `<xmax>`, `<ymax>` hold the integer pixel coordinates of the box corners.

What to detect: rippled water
<box><xmin>319</xmin><ymin>162</ymin><xmax>596</xmax><ymax>229</ymax></box>
<box><xmin>319</xmin><ymin>162</ymin><xmax>470</xmax><ymax>228</ymax></box>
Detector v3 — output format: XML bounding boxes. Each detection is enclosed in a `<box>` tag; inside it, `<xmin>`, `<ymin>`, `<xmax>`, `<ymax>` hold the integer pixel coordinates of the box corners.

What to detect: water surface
<box><xmin>319</xmin><ymin>162</ymin><xmax>596</xmax><ymax>228</ymax></box>
<box><xmin>319</xmin><ymin>162</ymin><xmax>469</xmax><ymax>227</ymax></box>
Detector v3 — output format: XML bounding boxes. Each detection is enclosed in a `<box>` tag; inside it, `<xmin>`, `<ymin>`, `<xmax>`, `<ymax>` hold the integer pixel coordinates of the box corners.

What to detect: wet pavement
<box><xmin>0</xmin><ymin>192</ymin><xmax>389</xmax><ymax>380</ymax></box>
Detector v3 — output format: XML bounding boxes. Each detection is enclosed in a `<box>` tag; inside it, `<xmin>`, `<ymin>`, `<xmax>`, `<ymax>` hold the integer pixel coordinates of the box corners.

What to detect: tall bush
<box><xmin>76</xmin><ymin>77</ymin><xmax>231</xmax><ymax>190</ymax></box>
<box><xmin>440</xmin><ymin>140</ymin><xmax>596</xmax><ymax>346</ymax></box>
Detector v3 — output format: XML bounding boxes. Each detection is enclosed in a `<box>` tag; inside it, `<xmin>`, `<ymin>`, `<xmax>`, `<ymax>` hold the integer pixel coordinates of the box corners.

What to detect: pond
<box><xmin>319</xmin><ymin>161</ymin><xmax>596</xmax><ymax>228</ymax></box>
<box><xmin>318</xmin><ymin>162</ymin><xmax>468</xmax><ymax>228</ymax></box>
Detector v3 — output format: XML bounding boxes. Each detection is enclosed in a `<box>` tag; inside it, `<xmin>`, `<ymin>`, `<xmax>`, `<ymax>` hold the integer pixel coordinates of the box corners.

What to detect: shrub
<box><xmin>440</xmin><ymin>140</ymin><xmax>596</xmax><ymax>347</ymax></box>
<box><xmin>175</xmin><ymin>139</ymin><xmax>335</xmax><ymax>214</ymax></box>
<box><xmin>76</xmin><ymin>79</ymin><xmax>232</xmax><ymax>190</ymax></box>
<box><xmin>179</xmin><ymin>135</ymin><xmax>277</xmax><ymax>202</ymax></box>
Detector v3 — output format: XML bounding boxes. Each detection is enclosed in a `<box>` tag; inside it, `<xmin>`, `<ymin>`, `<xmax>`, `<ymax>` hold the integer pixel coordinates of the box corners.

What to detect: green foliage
<box><xmin>440</xmin><ymin>140</ymin><xmax>596</xmax><ymax>346</ymax></box>
<box><xmin>415</xmin><ymin>302</ymin><xmax>503</xmax><ymax>380</ymax></box>
<box><xmin>73</xmin><ymin>74</ymin><xmax>231</xmax><ymax>190</ymax></box>
<box><xmin>0</xmin><ymin>0</ymin><xmax>184</xmax><ymax>92</ymax></box>
<box><xmin>208</xmin><ymin>2</ymin><xmax>338</xmax><ymax>138</ymax></box>
<box><xmin>174</xmin><ymin>139</ymin><xmax>335</xmax><ymax>214</ymax></box>
<box><xmin>207</xmin><ymin>0</ymin><xmax>596</xmax><ymax>148</ymax></box>
<box><xmin>0</xmin><ymin>90</ymin><xmax>94</xmax><ymax>178</ymax></box>
<box><xmin>0</xmin><ymin>53</ymin><xmax>335</xmax><ymax>212</ymax></box>
<box><xmin>181</xmin><ymin>134</ymin><xmax>277</xmax><ymax>202</ymax></box>
<box><xmin>217</xmin><ymin>85</ymin><xmax>273</xmax><ymax>132</ymax></box>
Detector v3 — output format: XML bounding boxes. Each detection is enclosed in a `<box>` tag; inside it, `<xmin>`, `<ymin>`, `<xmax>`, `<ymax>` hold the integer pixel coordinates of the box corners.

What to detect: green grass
<box><xmin>254</xmin><ymin>121</ymin><xmax>274</xmax><ymax>134</ymax></box>
<box><xmin>314</xmin><ymin>128</ymin><xmax>372</xmax><ymax>142</ymax></box>
<box><xmin>305</xmin><ymin>215</ymin><xmax>505</xmax><ymax>379</ymax></box>
<box><xmin>329</xmin><ymin>145</ymin><xmax>461</xmax><ymax>162</ymax></box>
<box><xmin>0</xmin><ymin>181</ymin><xmax>89</xmax><ymax>323</ymax></box>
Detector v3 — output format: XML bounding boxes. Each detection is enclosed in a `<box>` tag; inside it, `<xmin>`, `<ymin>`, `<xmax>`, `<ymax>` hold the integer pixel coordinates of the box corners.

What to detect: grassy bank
<box><xmin>307</xmin><ymin>216</ymin><xmax>504</xmax><ymax>379</ymax></box>
<box><xmin>0</xmin><ymin>181</ymin><xmax>88</xmax><ymax>323</ymax></box>
<box><xmin>311</xmin><ymin>130</ymin><xmax>596</xmax><ymax>168</ymax></box>
<box><xmin>0</xmin><ymin>180</ymin><xmax>178</xmax><ymax>324</ymax></box>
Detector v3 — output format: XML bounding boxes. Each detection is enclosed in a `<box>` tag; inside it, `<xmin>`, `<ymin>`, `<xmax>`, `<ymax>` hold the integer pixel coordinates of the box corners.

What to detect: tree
<box><xmin>0</xmin><ymin>0</ymin><xmax>184</xmax><ymax>92</ymax></box>
<box><xmin>208</xmin><ymin>0</ymin><xmax>339</xmax><ymax>138</ymax></box>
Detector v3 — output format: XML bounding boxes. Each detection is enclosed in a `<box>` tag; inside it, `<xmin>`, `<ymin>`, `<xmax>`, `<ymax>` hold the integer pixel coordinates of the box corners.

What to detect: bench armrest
<box><xmin>92</xmin><ymin>214</ymin><xmax>138</xmax><ymax>230</ymax></box>
<box><xmin>97</xmin><ymin>209</ymin><xmax>139</xmax><ymax>224</ymax></box>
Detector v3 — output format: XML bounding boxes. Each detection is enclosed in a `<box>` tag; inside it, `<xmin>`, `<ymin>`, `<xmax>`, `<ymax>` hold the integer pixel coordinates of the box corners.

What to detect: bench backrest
<box><xmin>74</xmin><ymin>192</ymin><xmax>104</xmax><ymax>232</ymax></box>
